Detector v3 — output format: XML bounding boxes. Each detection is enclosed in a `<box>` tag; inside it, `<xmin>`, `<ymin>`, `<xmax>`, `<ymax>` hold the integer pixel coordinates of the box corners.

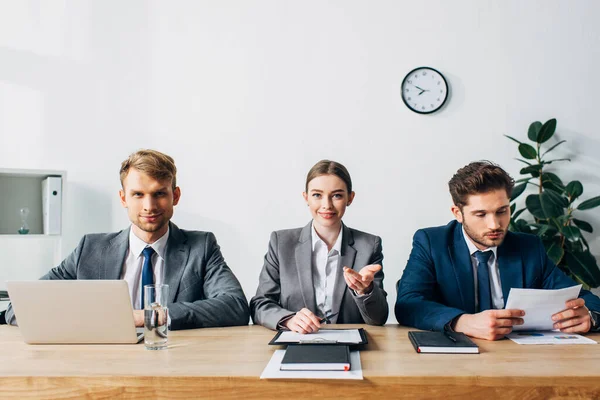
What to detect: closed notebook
<box><xmin>280</xmin><ymin>344</ymin><xmax>351</xmax><ymax>371</ymax></box>
<box><xmin>408</xmin><ymin>331</ymin><xmax>479</xmax><ymax>354</ymax></box>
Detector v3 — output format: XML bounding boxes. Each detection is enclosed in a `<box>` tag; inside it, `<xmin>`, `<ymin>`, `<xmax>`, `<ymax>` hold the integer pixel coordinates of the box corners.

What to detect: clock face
<box><xmin>401</xmin><ymin>67</ymin><xmax>448</xmax><ymax>114</ymax></box>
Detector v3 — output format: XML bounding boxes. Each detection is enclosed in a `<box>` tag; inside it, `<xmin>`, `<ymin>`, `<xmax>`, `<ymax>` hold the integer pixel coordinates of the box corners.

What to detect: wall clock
<box><xmin>401</xmin><ymin>67</ymin><xmax>448</xmax><ymax>114</ymax></box>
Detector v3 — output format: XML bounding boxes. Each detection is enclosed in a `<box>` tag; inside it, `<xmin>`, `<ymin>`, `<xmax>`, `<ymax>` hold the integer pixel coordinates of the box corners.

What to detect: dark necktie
<box><xmin>475</xmin><ymin>250</ymin><xmax>493</xmax><ymax>312</ymax></box>
<box><xmin>140</xmin><ymin>246</ymin><xmax>155</xmax><ymax>309</ymax></box>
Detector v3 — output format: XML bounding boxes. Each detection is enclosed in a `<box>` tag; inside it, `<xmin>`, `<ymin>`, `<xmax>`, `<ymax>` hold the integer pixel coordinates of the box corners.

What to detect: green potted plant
<box><xmin>505</xmin><ymin>118</ymin><xmax>600</xmax><ymax>289</ymax></box>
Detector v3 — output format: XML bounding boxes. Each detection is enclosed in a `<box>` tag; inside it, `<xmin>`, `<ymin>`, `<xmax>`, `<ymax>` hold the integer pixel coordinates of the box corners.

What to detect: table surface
<box><xmin>2</xmin><ymin>324</ymin><xmax>600</xmax><ymax>399</ymax></box>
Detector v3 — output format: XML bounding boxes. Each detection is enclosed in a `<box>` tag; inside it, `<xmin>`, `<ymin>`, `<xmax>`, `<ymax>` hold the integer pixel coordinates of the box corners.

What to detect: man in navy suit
<box><xmin>396</xmin><ymin>161</ymin><xmax>600</xmax><ymax>340</ymax></box>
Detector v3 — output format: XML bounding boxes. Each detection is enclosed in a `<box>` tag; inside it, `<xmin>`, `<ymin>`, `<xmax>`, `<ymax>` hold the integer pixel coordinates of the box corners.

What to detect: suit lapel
<box><xmin>331</xmin><ymin>224</ymin><xmax>355</xmax><ymax>323</ymax></box>
<box><xmin>295</xmin><ymin>222</ymin><xmax>317</xmax><ymax>311</ymax></box>
<box><xmin>164</xmin><ymin>222</ymin><xmax>189</xmax><ymax>305</ymax></box>
<box><xmin>448</xmin><ymin>223</ymin><xmax>477</xmax><ymax>314</ymax></box>
<box><xmin>102</xmin><ymin>228</ymin><xmax>129</xmax><ymax>279</ymax></box>
<box><xmin>497</xmin><ymin>233</ymin><xmax>523</xmax><ymax>306</ymax></box>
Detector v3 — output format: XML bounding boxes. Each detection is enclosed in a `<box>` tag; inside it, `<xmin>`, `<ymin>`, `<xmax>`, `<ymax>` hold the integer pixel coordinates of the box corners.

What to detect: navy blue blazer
<box><xmin>395</xmin><ymin>220</ymin><xmax>600</xmax><ymax>331</ymax></box>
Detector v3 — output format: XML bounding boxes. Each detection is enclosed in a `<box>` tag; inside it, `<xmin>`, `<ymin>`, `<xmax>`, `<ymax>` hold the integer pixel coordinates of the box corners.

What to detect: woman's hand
<box><xmin>283</xmin><ymin>308</ymin><xmax>322</xmax><ymax>333</ymax></box>
<box><xmin>343</xmin><ymin>264</ymin><xmax>382</xmax><ymax>295</ymax></box>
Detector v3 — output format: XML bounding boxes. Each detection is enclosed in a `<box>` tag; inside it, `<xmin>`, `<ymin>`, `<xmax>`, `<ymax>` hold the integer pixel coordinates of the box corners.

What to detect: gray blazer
<box><xmin>250</xmin><ymin>222</ymin><xmax>388</xmax><ymax>330</ymax></box>
<box><xmin>6</xmin><ymin>222</ymin><xmax>249</xmax><ymax>330</ymax></box>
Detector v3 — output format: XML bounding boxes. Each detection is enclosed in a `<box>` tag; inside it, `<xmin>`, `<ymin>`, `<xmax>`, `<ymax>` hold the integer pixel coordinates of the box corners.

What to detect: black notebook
<box><xmin>408</xmin><ymin>331</ymin><xmax>479</xmax><ymax>354</ymax></box>
<box><xmin>280</xmin><ymin>344</ymin><xmax>351</xmax><ymax>371</ymax></box>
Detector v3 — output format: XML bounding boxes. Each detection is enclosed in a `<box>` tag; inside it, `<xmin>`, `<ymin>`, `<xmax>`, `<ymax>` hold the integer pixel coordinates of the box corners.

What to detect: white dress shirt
<box><xmin>121</xmin><ymin>227</ymin><xmax>169</xmax><ymax>310</ymax></box>
<box><xmin>462</xmin><ymin>228</ymin><xmax>504</xmax><ymax>310</ymax></box>
<box><xmin>311</xmin><ymin>223</ymin><xmax>343</xmax><ymax>318</ymax></box>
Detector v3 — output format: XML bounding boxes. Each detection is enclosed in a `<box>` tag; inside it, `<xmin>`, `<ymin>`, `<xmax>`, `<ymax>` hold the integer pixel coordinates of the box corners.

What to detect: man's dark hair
<box><xmin>448</xmin><ymin>161</ymin><xmax>515</xmax><ymax>208</ymax></box>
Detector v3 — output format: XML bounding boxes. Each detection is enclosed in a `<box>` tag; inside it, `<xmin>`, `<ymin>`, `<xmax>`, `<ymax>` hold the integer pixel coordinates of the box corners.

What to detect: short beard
<box><xmin>135</xmin><ymin>219</ymin><xmax>168</xmax><ymax>233</ymax></box>
<box><xmin>462</xmin><ymin>219</ymin><xmax>506</xmax><ymax>249</ymax></box>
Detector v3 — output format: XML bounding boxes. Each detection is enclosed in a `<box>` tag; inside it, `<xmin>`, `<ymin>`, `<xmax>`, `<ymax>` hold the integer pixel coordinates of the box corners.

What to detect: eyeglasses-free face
<box><xmin>303</xmin><ymin>174</ymin><xmax>355</xmax><ymax>234</ymax></box>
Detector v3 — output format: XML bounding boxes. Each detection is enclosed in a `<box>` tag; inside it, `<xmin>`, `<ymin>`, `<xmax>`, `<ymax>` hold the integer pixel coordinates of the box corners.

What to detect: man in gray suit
<box><xmin>5</xmin><ymin>149</ymin><xmax>249</xmax><ymax>330</ymax></box>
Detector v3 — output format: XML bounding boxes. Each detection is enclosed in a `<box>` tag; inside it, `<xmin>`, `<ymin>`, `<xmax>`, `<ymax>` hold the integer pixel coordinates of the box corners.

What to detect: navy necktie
<box><xmin>140</xmin><ymin>246</ymin><xmax>155</xmax><ymax>309</ymax></box>
<box><xmin>475</xmin><ymin>250</ymin><xmax>493</xmax><ymax>312</ymax></box>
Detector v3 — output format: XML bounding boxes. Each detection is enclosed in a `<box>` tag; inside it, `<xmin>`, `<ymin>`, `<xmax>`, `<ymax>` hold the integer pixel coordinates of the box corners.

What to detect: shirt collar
<box><xmin>311</xmin><ymin>222</ymin><xmax>343</xmax><ymax>254</ymax></box>
<box><xmin>462</xmin><ymin>227</ymin><xmax>498</xmax><ymax>260</ymax></box>
<box><xmin>129</xmin><ymin>226</ymin><xmax>170</xmax><ymax>259</ymax></box>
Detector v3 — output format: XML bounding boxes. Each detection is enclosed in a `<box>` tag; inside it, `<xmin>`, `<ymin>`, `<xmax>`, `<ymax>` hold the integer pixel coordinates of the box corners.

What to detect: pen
<box><xmin>443</xmin><ymin>329</ymin><xmax>457</xmax><ymax>343</ymax></box>
<box><xmin>319</xmin><ymin>312</ymin><xmax>339</xmax><ymax>323</ymax></box>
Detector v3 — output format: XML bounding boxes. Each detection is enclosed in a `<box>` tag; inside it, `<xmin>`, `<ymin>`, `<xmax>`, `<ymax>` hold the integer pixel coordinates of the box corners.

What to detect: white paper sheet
<box><xmin>507</xmin><ymin>331</ymin><xmax>597</xmax><ymax>345</ymax></box>
<box><xmin>505</xmin><ymin>285</ymin><xmax>582</xmax><ymax>331</ymax></box>
<box><xmin>260</xmin><ymin>349</ymin><xmax>363</xmax><ymax>379</ymax></box>
<box><xmin>274</xmin><ymin>329</ymin><xmax>363</xmax><ymax>344</ymax></box>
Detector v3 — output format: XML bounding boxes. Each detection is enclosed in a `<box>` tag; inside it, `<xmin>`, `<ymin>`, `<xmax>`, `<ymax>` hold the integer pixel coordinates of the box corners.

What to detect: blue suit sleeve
<box><xmin>395</xmin><ymin>230</ymin><xmax>465</xmax><ymax>331</ymax></box>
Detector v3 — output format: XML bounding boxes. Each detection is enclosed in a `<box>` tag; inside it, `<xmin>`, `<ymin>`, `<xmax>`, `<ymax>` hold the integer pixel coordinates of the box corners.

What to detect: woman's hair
<box><xmin>448</xmin><ymin>160</ymin><xmax>514</xmax><ymax>208</ymax></box>
<box><xmin>305</xmin><ymin>160</ymin><xmax>352</xmax><ymax>193</ymax></box>
<box><xmin>120</xmin><ymin>149</ymin><xmax>177</xmax><ymax>190</ymax></box>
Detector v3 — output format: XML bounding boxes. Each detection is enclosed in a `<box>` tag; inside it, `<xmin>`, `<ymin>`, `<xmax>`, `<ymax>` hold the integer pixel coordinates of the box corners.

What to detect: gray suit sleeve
<box><xmin>168</xmin><ymin>233</ymin><xmax>249</xmax><ymax>330</ymax></box>
<box><xmin>5</xmin><ymin>236</ymin><xmax>86</xmax><ymax>325</ymax></box>
<box><xmin>250</xmin><ymin>232</ymin><xmax>296</xmax><ymax>330</ymax></box>
<box><xmin>349</xmin><ymin>235</ymin><xmax>389</xmax><ymax>325</ymax></box>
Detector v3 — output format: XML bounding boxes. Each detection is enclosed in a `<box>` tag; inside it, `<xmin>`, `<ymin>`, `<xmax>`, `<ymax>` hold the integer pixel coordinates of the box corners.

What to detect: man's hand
<box><xmin>284</xmin><ymin>308</ymin><xmax>321</xmax><ymax>334</ymax></box>
<box><xmin>454</xmin><ymin>309</ymin><xmax>525</xmax><ymax>341</ymax></box>
<box><xmin>133</xmin><ymin>310</ymin><xmax>144</xmax><ymax>327</ymax></box>
<box><xmin>343</xmin><ymin>264</ymin><xmax>381</xmax><ymax>295</ymax></box>
<box><xmin>552</xmin><ymin>298</ymin><xmax>591</xmax><ymax>333</ymax></box>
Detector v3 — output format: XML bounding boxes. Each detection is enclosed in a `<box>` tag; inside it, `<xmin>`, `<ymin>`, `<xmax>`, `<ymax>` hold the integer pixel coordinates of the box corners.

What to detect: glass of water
<box><xmin>144</xmin><ymin>284</ymin><xmax>169</xmax><ymax>350</ymax></box>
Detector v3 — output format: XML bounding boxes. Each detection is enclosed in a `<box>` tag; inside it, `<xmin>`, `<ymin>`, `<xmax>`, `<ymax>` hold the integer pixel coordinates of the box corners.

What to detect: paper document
<box><xmin>507</xmin><ymin>331</ymin><xmax>597</xmax><ymax>345</ymax></box>
<box><xmin>274</xmin><ymin>329</ymin><xmax>362</xmax><ymax>344</ymax></box>
<box><xmin>260</xmin><ymin>350</ymin><xmax>363</xmax><ymax>379</ymax></box>
<box><xmin>505</xmin><ymin>285</ymin><xmax>582</xmax><ymax>331</ymax></box>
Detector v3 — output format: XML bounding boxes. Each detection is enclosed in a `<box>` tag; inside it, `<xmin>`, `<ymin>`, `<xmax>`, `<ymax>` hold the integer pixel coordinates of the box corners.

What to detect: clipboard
<box><xmin>268</xmin><ymin>328</ymin><xmax>368</xmax><ymax>346</ymax></box>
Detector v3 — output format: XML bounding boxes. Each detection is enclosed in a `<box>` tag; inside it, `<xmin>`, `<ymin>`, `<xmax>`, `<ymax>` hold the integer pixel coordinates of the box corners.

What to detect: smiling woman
<box><xmin>249</xmin><ymin>160</ymin><xmax>389</xmax><ymax>333</ymax></box>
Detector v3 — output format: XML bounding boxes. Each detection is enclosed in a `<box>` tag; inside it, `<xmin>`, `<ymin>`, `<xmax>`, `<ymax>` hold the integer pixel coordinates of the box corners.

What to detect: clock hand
<box><xmin>413</xmin><ymin>85</ymin><xmax>425</xmax><ymax>91</ymax></box>
<box><xmin>418</xmin><ymin>90</ymin><xmax>425</xmax><ymax>96</ymax></box>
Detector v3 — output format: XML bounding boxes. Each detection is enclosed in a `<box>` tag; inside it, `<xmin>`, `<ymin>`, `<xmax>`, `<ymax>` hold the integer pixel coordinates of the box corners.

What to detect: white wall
<box><xmin>1</xmin><ymin>0</ymin><xmax>600</xmax><ymax>322</ymax></box>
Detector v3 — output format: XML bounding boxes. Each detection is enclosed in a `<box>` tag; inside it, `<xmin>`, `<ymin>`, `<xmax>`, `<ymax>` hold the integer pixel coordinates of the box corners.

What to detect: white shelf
<box><xmin>0</xmin><ymin>168</ymin><xmax>66</xmax><ymax>235</ymax></box>
<box><xmin>0</xmin><ymin>168</ymin><xmax>66</xmax><ymax>288</ymax></box>
<box><xmin>0</xmin><ymin>168</ymin><xmax>64</xmax><ymax>179</ymax></box>
<box><xmin>0</xmin><ymin>234</ymin><xmax>61</xmax><ymax>238</ymax></box>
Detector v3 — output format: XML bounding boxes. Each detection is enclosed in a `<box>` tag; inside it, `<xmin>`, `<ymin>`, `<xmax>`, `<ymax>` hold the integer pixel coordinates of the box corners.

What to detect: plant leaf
<box><xmin>537</xmin><ymin>118</ymin><xmax>557</xmax><ymax>144</ymax></box>
<box><xmin>541</xmin><ymin>140</ymin><xmax>567</xmax><ymax>157</ymax></box>
<box><xmin>546</xmin><ymin>158</ymin><xmax>571</xmax><ymax>163</ymax></box>
<box><xmin>545</xmin><ymin>241</ymin><xmax>565</xmax><ymax>265</ymax></box>
<box><xmin>516</xmin><ymin>158</ymin><xmax>532</xmax><ymax>166</ymax></box>
<box><xmin>526</xmin><ymin>194</ymin><xmax>546</xmax><ymax>219</ymax></box>
<box><xmin>505</xmin><ymin>135</ymin><xmax>523</xmax><ymax>145</ymax></box>
<box><xmin>515</xmin><ymin>177</ymin><xmax>532</xmax><ymax>183</ymax></box>
<box><xmin>573</xmin><ymin>218</ymin><xmax>593</xmax><ymax>233</ymax></box>
<box><xmin>511</xmin><ymin>183</ymin><xmax>527</xmax><ymax>201</ymax></box>
<box><xmin>577</xmin><ymin>196</ymin><xmax>600</xmax><ymax>211</ymax></box>
<box><xmin>528</xmin><ymin>121</ymin><xmax>542</xmax><ymax>142</ymax></box>
<box><xmin>518</xmin><ymin>143</ymin><xmax>537</xmax><ymax>159</ymax></box>
<box><xmin>581</xmin><ymin>234</ymin><xmax>590</xmax><ymax>251</ymax></box>
<box><xmin>520</xmin><ymin>165</ymin><xmax>541</xmax><ymax>177</ymax></box>
<box><xmin>543</xmin><ymin>188</ymin><xmax>569</xmax><ymax>208</ymax></box>
<box><xmin>515</xmin><ymin>219</ymin><xmax>533</xmax><ymax>234</ymax></box>
<box><xmin>565</xmin><ymin>181</ymin><xmax>583</xmax><ymax>201</ymax></box>
<box><xmin>512</xmin><ymin>208</ymin><xmax>526</xmax><ymax>220</ymax></box>
<box><xmin>564</xmin><ymin>250</ymin><xmax>600</xmax><ymax>288</ymax></box>
<box><xmin>542</xmin><ymin>172</ymin><xmax>564</xmax><ymax>187</ymax></box>
<box><xmin>541</xmin><ymin>172</ymin><xmax>565</xmax><ymax>192</ymax></box>
<box><xmin>562</xmin><ymin>225</ymin><xmax>582</xmax><ymax>242</ymax></box>
<box><xmin>540</xmin><ymin>191</ymin><xmax>565</xmax><ymax>218</ymax></box>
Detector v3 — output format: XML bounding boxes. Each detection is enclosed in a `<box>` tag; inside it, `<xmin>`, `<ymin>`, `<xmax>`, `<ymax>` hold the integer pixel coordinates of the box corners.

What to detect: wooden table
<box><xmin>1</xmin><ymin>324</ymin><xmax>599</xmax><ymax>399</ymax></box>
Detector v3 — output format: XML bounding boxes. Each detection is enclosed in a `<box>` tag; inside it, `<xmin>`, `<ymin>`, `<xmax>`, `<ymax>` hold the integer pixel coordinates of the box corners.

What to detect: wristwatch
<box><xmin>588</xmin><ymin>310</ymin><xmax>599</xmax><ymax>331</ymax></box>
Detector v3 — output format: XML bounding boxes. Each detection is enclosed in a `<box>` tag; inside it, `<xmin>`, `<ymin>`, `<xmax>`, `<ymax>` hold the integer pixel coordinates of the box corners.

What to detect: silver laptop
<box><xmin>7</xmin><ymin>280</ymin><xmax>144</xmax><ymax>344</ymax></box>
